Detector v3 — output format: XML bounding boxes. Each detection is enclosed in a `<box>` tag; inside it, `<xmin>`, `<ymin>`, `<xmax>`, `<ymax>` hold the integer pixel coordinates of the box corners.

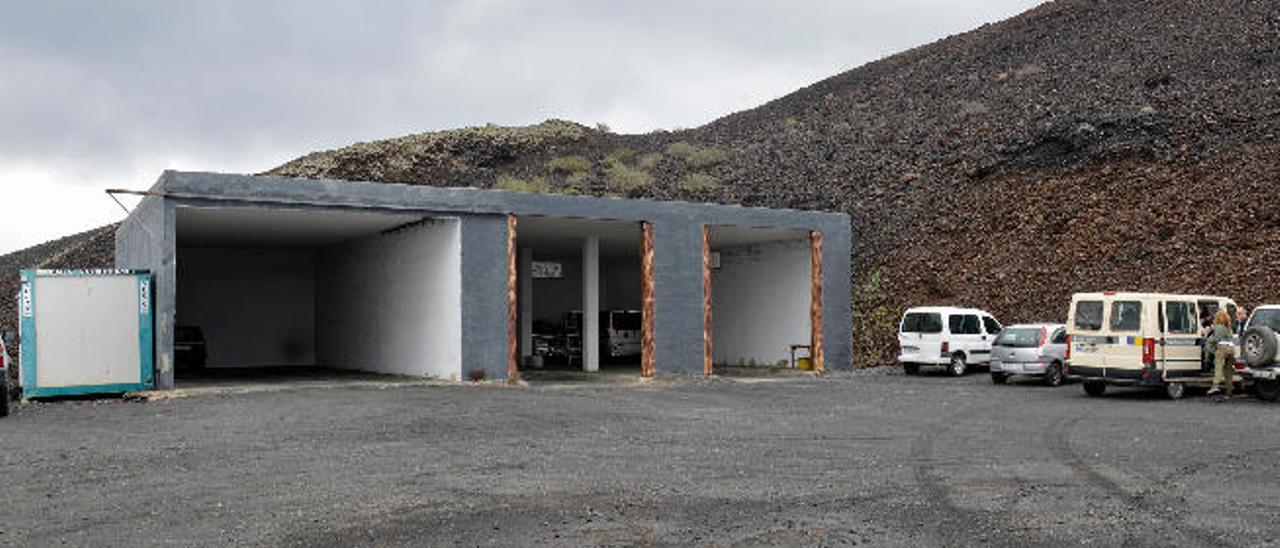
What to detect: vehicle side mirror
<box><xmin>1</xmin><ymin>330</ymin><xmax>12</xmax><ymax>345</ymax></box>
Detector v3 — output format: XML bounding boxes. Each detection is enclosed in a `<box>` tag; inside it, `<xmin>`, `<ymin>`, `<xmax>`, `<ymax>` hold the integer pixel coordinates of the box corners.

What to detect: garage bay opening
<box><xmin>706</xmin><ymin>225</ymin><xmax>819</xmax><ymax>376</ymax></box>
<box><xmin>174</xmin><ymin>206</ymin><xmax>462</xmax><ymax>387</ymax></box>
<box><xmin>514</xmin><ymin>217</ymin><xmax>644</xmax><ymax>379</ymax></box>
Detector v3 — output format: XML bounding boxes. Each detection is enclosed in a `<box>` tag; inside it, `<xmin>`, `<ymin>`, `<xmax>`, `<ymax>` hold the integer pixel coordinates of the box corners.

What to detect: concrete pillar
<box><xmin>520</xmin><ymin>247</ymin><xmax>533</xmax><ymax>360</ymax></box>
<box><xmin>583</xmin><ymin>236</ymin><xmax>600</xmax><ymax>372</ymax></box>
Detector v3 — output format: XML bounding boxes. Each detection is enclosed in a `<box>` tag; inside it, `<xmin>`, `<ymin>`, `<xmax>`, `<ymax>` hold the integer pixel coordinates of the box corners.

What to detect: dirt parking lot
<box><xmin>1</xmin><ymin>369</ymin><xmax>1277</xmax><ymax>547</ymax></box>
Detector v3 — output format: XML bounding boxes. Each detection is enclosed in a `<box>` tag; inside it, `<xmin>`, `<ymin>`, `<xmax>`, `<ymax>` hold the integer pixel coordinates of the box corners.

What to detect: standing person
<box><xmin>1207</xmin><ymin>310</ymin><xmax>1237</xmax><ymax>396</ymax></box>
<box><xmin>1235</xmin><ymin>306</ymin><xmax>1249</xmax><ymax>336</ymax></box>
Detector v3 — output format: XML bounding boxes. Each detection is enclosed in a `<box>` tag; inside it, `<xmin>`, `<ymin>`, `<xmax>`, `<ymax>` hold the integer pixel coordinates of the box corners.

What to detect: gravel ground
<box><xmin>0</xmin><ymin>369</ymin><xmax>1277</xmax><ymax>547</ymax></box>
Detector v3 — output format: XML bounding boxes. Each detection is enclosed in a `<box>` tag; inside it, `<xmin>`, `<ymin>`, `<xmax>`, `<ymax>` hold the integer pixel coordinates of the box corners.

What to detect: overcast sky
<box><xmin>0</xmin><ymin>0</ymin><xmax>1042</xmax><ymax>254</ymax></box>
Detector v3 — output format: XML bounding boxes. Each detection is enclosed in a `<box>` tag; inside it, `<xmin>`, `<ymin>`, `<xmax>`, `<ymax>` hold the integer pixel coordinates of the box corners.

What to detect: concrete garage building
<box><xmin>115</xmin><ymin>171</ymin><xmax>852</xmax><ymax>390</ymax></box>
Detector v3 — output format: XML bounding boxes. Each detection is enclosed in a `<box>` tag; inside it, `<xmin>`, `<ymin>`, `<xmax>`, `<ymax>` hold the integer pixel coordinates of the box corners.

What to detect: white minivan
<box><xmin>898</xmin><ymin>306</ymin><xmax>1003</xmax><ymax>376</ymax></box>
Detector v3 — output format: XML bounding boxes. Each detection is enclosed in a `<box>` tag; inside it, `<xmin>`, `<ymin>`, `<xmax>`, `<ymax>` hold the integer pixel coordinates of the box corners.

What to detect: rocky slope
<box><xmin>6</xmin><ymin>0</ymin><xmax>1280</xmax><ymax>367</ymax></box>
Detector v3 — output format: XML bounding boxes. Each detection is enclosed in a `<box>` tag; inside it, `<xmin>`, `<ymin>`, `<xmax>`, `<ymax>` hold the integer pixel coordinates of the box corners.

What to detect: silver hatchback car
<box><xmin>989</xmin><ymin>323</ymin><xmax>1069</xmax><ymax>386</ymax></box>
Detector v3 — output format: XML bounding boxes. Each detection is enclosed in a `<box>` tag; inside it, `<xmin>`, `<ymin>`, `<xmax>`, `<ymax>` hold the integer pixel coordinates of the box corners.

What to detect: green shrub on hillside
<box><xmin>678</xmin><ymin>173</ymin><xmax>721</xmax><ymax>193</ymax></box>
<box><xmin>665</xmin><ymin>142</ymin><xmax>728</xmax><ymax>169</ymax></box>
<box><xmin>637</xmin><ymin>153</ymin><xmax>663</xmax><ymax>170</ymax></box>
<box><xmin>853</xmin><ymin>268</ymin><xmax>896</xmax><ymax>369</ymax></box>
<box><xmin>495</xmin><ymin>174</ymin><xmax>552</xmax><ymax>194</ymax></box>
<box><xmin>606</xmin><ymin>163</ymin><xmax>652</xmax><ymax>192</ymax></box>
<box><xmin>545</xmin><ymin>155</ymin><xmax>592</xmax><ymax>176</ymax></box>
<box><xmin>604</xmin><ymin>147</ymin><xmax>635</xmax><ymax>167</ymax></box>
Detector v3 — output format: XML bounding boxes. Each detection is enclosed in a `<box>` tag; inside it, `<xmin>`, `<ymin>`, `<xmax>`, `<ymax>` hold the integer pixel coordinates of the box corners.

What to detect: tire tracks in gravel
<box><xmin>911</xmin><ymin>402</ymin><xmax>1059</xmax><ymax>548</ymax></box>
<box><xmin>1045</xmin><ymin>416</ymin><xmax>1235</xmax><ymax>548</ymax></box>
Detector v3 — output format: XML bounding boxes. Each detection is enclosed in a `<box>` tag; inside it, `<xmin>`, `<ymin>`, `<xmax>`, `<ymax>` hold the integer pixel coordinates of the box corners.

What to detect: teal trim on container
<box><xmin>24</xmin><ymin>383</ymin><xmax>151</xmax><ymax>399</ymax></box>
<box><xmin>19</xmin><ymin>270</ymin><xmax>36</xmax><ymax>395</ymax></box>
<box><xmin>137</xmin><ymin>272</ymin><xmax>155</xmax><ymax>388</ymax></box>
<box><xmin>20</xmin><ymin>269</ymin><xmax>155</xmax><ymax>399</ymax></box>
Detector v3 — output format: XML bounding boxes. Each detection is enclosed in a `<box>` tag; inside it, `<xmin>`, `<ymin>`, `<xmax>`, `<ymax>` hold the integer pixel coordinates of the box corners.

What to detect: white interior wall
<box><xmin>176</xmin><ymin>248</ymin><xmax>317</xmax><ymax>367</ymax></box>
<box><xmin>711</xmin><ymin>239</ymin><xmax>811</xmax><ymax>367</ymax></box>
<box><xmin>316</xmin><ymin>219</ymin><xmax>461</xmax><ymax>379</ymax></box>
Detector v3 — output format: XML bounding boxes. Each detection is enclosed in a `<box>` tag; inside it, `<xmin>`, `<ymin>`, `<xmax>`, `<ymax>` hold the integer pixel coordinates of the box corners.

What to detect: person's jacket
<box><xmin>1206</xmin><ymin>324</ymin><xmax>1233</xmax><ymax>349</ymax></box>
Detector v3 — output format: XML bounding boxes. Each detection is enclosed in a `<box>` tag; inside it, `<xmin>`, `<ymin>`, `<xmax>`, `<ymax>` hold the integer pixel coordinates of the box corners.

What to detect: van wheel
<box><xmin>903</xmin><ymin>363</ymin><xmax>920</xmax><ymax>375</ymax></box>
<box><xmin>1083</xmin><ymin>380</ymin><xmax>1106</xmax><ymax>397</ymax></box>
<box><xmin>1043</xmin><ymin>362</ymin><xmax>1064</xmax><ymax>387</ymax></box>
<box><xmin>1165</xmin><ymin>382</ymin><xmax>1186</xmax><ymax>400</ymax></box>
<box><xmin>948</xmin><ymin>355</ymin><xmax>968</xmax><ymax>377</ymax></box>
<box><xmin>0</xmin><ymin>377</ymin><xmax>9</xmax><ymax>418</ymax></box>
<box><xmin>991</xmin><ymin>372</ymin><xmax>1008</xmax><ymax>384</ymax></box>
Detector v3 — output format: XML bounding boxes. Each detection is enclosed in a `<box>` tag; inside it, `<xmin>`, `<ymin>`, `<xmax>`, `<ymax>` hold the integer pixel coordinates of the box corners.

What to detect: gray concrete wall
<box><xmin>117</xmin><ymin>171</ymin><xmax>855</xmax><ymax>385</ymax></box>
<box><xmin>458</xmin><ymin>215</ymin><xmax>510</xmax><ymax>380</ymax></box>
<box><xmin>651</xmin><ymin>221</ymin><xmax>705</xmax><ymax>374</ymax></box>
<box><xmin>114</xmin><ymin>193</ymin><xmax>177</xmax><ymax>389</ymax></box>
<box><xmin>177</xmin><ymin>247</ymin><xmax>317</xmax><ymax>367</ymax></box>
<box><xmin>316</xmin><ymin>219</ymin><xmax>461</xmax><ymax>378</ymax></box>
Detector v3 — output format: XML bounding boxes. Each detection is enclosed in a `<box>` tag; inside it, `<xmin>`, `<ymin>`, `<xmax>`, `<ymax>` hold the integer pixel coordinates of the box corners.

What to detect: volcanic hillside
<box><xmin>7</xmin><ymin>0</ymin><xmax>1280</xmax><ymax>368</ymax></box>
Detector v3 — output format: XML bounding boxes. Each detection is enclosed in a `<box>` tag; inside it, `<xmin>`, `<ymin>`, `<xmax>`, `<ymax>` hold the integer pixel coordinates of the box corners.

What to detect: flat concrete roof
<box><xmin>149</xmin><ymin>170</ymin><xmax>849</xmax><ymax>231</ymax></box>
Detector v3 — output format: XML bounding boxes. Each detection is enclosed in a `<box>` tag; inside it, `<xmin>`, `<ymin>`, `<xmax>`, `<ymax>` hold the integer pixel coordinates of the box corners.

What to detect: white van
<box><xmin>898</xmin><ymin>306</ymin><xmax>1003</xmax><ymax>376</ymax></box>
<box><xmin>1067</xmin><ymin>292</ymin><xmax>1239</xmax><ymax>399</ymax></box>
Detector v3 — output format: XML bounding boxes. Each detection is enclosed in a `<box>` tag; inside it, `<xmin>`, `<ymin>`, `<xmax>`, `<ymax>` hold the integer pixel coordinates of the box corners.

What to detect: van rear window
<box><xmin>1074</xmin><ymin>301</ymin><xmax>1103</xmax><ymax>330</ymax></box>
<box><xmin>612</xmin><ymin>311</ymin><xmax>642</xmax><ymax>331</ymax></box>
<box><xmin>1111</xmin><ymin>301</ymin><xmax>1142</xmax><ymax>331</ymax></box>
<box><xmin>902</xmin><ymin>312</ymin><xmax>942</xmax><ymax>334</ymax></box>
<box><xmin>994</xmin><ymin>327</ymin><xmax>1042</xmax><ymax>348</ymax></box>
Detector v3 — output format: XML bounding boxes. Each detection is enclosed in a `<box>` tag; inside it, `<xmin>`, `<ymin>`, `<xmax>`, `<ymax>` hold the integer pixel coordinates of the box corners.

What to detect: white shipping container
<box><xmin>20</xmin><ymin>269</ymin><xmax>154</xmax><ymax>398</ymax></box>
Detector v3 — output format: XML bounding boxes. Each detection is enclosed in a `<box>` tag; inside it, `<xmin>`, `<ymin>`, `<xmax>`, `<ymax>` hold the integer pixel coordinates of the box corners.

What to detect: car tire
<box><xmin>1242</xmin><ymin>326</ymin><xmax>1278</xmax><ymax>368</ymax></box>
<box><xmin>990</xmin><ymin>372</ymin><xmax>1008</xmax><ymax>384</ymax></box>
<box><xmin>1255</xmin><ymin>379</ymin><xmax>1280</xmax><ymax>402</ymax></box>
<box><xmin>948</xmin><ymin>354</ymin><xmax>967</xmax><ymax>377</ymax></box>
<box><xmin>0</xmin><ymin>376</ymin><xmax>9</xmax><ymax>418</ymax></box>
<box><xmin>1043</xmin><ymin>362</ymin><xmax>1064</xmax><ymax>387</ymax></box>
<box><xmin>1083</xmin><ymin>380</ymin><xmax>1106</xmax><ymax>397</ymax></box>
<box><xmin>1164</xmin><ymin>381</ymin><xmax>1186</xmax><ymax>400</ymax></box>
<box><xmin>903</xmin><ymin>363</ymin><xmax>920</xmax><ymax>376</ymax></box>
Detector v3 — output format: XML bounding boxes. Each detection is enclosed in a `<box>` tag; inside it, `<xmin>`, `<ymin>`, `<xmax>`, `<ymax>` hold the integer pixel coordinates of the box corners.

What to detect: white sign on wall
<box><xmin>532</xmin><ymin>261</ymin><xmax>563</xmax><ymax>279</ymax></box>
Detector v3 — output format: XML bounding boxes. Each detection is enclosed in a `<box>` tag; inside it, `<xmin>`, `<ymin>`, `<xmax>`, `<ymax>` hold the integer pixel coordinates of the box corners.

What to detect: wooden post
<box><xmin>507</xmin><ymin>214</ymin><xmax>518</xmax><ymax>380</ymax></box>
<box><xmin>702</xmin><ymin>225</ymin><xmax>713</xmax><ymax>376</ymax></box>
<box><xmin>810</xmin><ymin>230</ymin><xmax>825</xmax><ymax>374</ymax></box>
<box><xmin>640</xmin><ymin>221</ymin><xmax>656</xmax><ymax>378</ymax></box>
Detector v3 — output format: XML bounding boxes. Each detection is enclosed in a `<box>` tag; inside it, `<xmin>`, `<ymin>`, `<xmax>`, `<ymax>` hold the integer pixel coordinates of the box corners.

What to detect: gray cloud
<box><xmin>0</xmin><ymin>0</ymin><xmax>1042</xmax><ymax>251</ymax></box>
